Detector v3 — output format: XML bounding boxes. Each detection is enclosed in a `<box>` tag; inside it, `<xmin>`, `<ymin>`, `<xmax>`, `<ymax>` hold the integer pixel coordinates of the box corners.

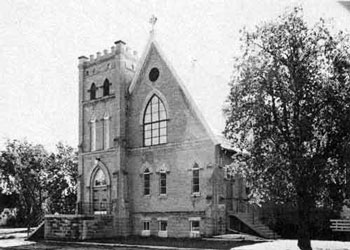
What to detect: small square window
<box><xmin>159</xmin><ymin>221</ymin><xmax>167</xmax><ymax>231</ymax></box>
<box><xmin>191</xmin><ymin>221</ymin><xmax>200</xmax><ymax>232</ymax></box>
<box><xmin>142</xmin><ymin>220</ymin><xmax>151</xmax><ymax>237</ymax></box>
<box><xmin>143</xmin><ymin>221</ymin><xmax>150</xmax><ymax>230</ymax></box>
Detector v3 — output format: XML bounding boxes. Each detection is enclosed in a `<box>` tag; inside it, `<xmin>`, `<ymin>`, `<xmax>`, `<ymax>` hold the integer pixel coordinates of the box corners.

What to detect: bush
<box><xmin>260</xmin><ymin>204</ymin><xmax>338</xmax><ymax>240</ymax></box>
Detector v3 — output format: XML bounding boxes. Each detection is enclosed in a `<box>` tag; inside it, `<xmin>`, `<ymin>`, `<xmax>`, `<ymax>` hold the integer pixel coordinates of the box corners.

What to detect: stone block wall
<box><xmin>45</xmin><ymin>214</ymin><xmax>116</xmax><ymax>240</ymax></box>
<box><xmin>73</xmin><ymin>37</ymin><xmax>237</xmax><ymax>240</ymax></box>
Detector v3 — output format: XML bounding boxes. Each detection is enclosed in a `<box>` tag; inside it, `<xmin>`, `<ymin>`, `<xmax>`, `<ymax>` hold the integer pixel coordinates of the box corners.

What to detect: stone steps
<box><xmin>234</xmin><ymin>213</ymin><xmax>281</xmax><ymax>239</ymax></box>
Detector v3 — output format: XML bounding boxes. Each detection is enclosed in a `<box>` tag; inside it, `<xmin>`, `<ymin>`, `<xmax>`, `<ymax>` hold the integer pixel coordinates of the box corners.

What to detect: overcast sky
<box><xmin>0</xmin><ymin>0</ymin><xmax>349</xmax><ymax>152</ymax></box>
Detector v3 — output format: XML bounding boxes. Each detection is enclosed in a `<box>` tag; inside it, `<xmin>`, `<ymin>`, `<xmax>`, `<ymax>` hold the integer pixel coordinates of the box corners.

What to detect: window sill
<box><xmin>159</xmin><ymin>194</ymin><xmax>167</xmax><ymax>199</ymax></box>
<box><xmin>143</xmin><ymin>142</ymin><xmax>168</xmax><ymax>149</ymax></box>
<box><xmin>189</xmin><ymin>231</ymin><xmax>200</xmax><ymax>238</ymax></box>
<box><xmin>158</xmin><ymin>231</ymin><xmax>168</xmax><ymax>238</ymax></box>
<box><xmin>191</xmin><ymin>192</ymin><xmax>201</xmax><ymax>198</ymax></box>
<box><xmin>141</xmin><ymin>230</ymin><xmax>150</xmax><ymax>237</ymax></box>
<box><xmin>83</xmin><ymin>94</ymin><xmax>115</xmax><ymax>105</ymax></box>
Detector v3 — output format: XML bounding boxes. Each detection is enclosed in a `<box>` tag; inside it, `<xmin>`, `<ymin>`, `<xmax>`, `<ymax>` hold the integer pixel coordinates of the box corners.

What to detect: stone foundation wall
<box><xmin>45</xmin><ymin>214</ymin><xmax>117</xmax><ymax>240</ymax></box>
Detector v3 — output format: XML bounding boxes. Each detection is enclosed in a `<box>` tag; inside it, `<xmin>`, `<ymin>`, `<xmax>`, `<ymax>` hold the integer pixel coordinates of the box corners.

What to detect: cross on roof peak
<box><xmin>149</xmin><ymin>15</ymin><xmax>157</xmax><ymax>33</ymax></box>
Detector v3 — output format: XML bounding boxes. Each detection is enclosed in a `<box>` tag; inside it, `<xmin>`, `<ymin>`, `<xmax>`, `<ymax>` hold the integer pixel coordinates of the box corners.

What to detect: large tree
<box><xmin>0</xmin><ymin>140</ymin><xmax>48</xmax><ymax>229</ymax></box>
<box><xmin>45</xmin><ymin>142</ymin><xmax>78</xmax><ymax>214</ymax></box>
<box><xmin>0</xmin><ymin>140</ymin><xmax>78</xmax><ymax>228</ymax></box>
<box><xmin>224</xmin><ymin>7</ymin><xmax>350</xmax><ymax>250</ymax></box>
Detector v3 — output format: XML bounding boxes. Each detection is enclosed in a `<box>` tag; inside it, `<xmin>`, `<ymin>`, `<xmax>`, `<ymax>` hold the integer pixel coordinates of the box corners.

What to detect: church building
<box><xmin>75</xmin><ymin>31</ymin><xmax>237</xmax><ymax>238</ymax></box>
<box><xmin>44</xmin><ymin>31</ymin><xmax>274</xmax><ymax>240</ymax></box>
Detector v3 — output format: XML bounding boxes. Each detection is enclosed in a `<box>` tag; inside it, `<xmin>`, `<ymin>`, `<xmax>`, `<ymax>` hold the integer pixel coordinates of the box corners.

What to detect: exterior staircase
<box><xmin>233</xmin><ymin>212</ymin><xmax>281</xmax><ymax>239</ymax></box>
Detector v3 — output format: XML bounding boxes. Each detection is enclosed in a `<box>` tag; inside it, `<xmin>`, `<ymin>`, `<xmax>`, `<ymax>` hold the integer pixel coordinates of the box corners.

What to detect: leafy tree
<box><xmin>45</xmin><ymin>142</ymin><xmax>78</xmax><ymax>214</ymax></box>
<box><xmin>0</xmin><ymin>140</ymin><xmax>48</xmax><ymax>229</ymax></box>
<box><xmin>224</xmin><ymin>7</ymin><xmax>350</xmax><ymax>250</ymax></box>
<box><xmin>0</xmin><ymin>140</ymin><xmax>78</xmax><ymax>228</ymax></box>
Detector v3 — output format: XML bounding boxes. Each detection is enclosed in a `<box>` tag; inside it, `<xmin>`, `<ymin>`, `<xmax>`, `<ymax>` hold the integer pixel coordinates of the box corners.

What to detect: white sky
<box><xmin>0</xmin><ymin>0</ymin><xmax>349</xmax><ymax>151</ymax></box>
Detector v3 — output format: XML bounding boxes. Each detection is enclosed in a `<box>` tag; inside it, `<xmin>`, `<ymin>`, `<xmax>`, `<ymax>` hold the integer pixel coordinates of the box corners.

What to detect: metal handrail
<box><xmin>230</xmin><ymin>198</ymin><xmax>261</xmax><ymax>224</ymax></box>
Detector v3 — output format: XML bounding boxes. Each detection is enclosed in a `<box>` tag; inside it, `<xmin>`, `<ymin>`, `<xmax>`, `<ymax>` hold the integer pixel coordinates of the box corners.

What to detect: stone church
<box><xmin>76</xmin><ymin>31</ymin><xmax>236</xmax><ymax>238</ymax></box>
<box><xmin>44</xmin><ymin>32</ymin><xmax>277</xmax><ymax>240</ymax></box>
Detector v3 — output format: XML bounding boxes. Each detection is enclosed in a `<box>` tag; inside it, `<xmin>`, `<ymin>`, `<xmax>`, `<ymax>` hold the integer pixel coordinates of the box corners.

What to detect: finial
<box><xmin>149</xmin><ymin>14</ymin><xmax>157</xmax><ymax>34</ymax></box>
<box><xmin>191</xmin><ymin>58</ymin><xmax>197</xmax><ymax>69</ymax></box>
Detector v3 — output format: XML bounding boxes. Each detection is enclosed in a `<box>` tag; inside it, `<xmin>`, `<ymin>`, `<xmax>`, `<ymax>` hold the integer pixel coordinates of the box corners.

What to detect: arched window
<box><xmin>90</xmin><ymin>83</ymin><xmax>97</xmax><ymax>100</ymax></box>
<box><xmin>159</xmin><ymin>171</ymin><xmax>167</xmax><ymax>195</ymax></box>
<box><xmin>103</xmin><ymin>79</ymin><xmax>110</xmax><ymax>96</ymax></box>
<box><xmin>94</xmin><ymin>169</ymin><xmax>107</xmax><ymax>186</ymax></box>
<box><xmin>92</xmin><ymin>168</ymin><xmax>108</xmax><ymax>214</ymax></box>
<box><xmin>192</xmin><ymin>163</ymin><xmax>200</xmax><ymax>194</ymax></box>
<box><xmin>144</xmin><ymin>168</ymin><xmax>151</xmax><ymax>195</ymax></box>
<box><xmin>143</xmin><ymin>95</ymin><xmax>167</xmax><ymax>146</ymax></box>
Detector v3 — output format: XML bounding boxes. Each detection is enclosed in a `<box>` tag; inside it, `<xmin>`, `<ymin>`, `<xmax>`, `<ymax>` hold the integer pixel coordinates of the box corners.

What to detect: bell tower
<box><xmin>77</xmin><ymin>40</ymin><xmax>138</xmax><ymax>235</ymax></box>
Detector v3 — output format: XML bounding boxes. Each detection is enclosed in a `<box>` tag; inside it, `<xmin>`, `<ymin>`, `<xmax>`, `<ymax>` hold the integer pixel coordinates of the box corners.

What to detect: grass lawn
<box><xmin>84</xmin><ymin>235</ymin><xmax>259</xmax><ymax>249</ymax></box>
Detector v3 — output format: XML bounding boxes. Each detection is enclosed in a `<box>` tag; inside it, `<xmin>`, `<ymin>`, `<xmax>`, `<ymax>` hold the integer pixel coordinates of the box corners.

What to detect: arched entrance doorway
<box><xmin>92</xmin><ymin>168</ymin><xmax>108</xmax><ymax>214</ymax></box>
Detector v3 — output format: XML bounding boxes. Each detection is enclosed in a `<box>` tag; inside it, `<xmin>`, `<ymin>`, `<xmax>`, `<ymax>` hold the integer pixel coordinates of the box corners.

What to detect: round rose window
<box><xmin>149</xmin><ymin>67</ymin><xmax>160</xmax><ymax>82</ymax></box>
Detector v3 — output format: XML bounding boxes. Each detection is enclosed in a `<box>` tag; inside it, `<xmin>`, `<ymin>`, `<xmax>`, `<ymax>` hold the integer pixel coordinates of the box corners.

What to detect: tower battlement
<box><xmin>78</xmin><ymin>40</ymin><xmax>138</xmax><ymax>66</ymax></box>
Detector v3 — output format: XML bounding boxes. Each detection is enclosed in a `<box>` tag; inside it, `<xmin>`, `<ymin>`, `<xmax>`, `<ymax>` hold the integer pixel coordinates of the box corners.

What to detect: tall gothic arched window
<box><xmin>144</xmin><ymin>168</ymin><xmax>151</xmax><ymax>195</ymax></box>
<box><xmin>103</xmin><ymin>79</ymin><xmax>110</xmax><ymax>96</ymax></box>
<box><xmin>90</xmin><ymin>83</ymin><xmax>97</xmax><ymax>100</ymax></box>
<box><xmin>192</xmin><ymin>163</ymin><xmax>200</xmax><ymax>194</ymax></box>
<box><xmin>143</xmin><ymin>95</ymin><xmax>167</xmax><ymax>146</ymax></box>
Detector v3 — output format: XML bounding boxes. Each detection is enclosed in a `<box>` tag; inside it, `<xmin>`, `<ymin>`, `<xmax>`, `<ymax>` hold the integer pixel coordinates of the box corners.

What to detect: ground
<box><xmin>1</xmin><ymin>229</ymin><xmax>350</xmax><ymax>250</ymax></box>
<box><xmin>2</xmin><ymin>239</ymin><xmax>350</xmax><ymax>250</ymax></box>
<box><xmin>232</xmin><ymin>240</ymin><xmax>350</xmax><ymax>250</ymax></box>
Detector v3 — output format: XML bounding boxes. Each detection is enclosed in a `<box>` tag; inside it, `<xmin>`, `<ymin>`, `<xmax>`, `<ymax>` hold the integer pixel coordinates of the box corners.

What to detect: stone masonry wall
<box><xmin>126</xmin><ymin>43</ymin><xmax>225</xmax><ymax>237</ymax></box>
<box><xmin>45</xmin><ymin>215</ymin><xmax>115</xmax><ymax>240</ymax></box>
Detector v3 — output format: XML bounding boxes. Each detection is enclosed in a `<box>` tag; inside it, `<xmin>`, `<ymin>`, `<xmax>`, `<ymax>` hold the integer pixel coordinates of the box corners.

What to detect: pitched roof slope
<box><xmin>129</xmin><ymin>32</ymin><xmax>230</xmax><ymax>147</ymax></box>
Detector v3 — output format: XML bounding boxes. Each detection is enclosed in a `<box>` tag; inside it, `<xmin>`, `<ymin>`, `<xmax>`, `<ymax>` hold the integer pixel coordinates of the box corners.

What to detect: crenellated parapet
<box><xmin>78</xmin><ymin>40</ymin><xmax>138</xmax><ymax>67</ymax></box>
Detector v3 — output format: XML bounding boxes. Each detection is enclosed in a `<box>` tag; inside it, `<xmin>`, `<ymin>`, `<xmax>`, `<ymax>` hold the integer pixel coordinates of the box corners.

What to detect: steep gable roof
<box><xmin>128</xmin><ymin>32</ymin><xmax>238</xmax><ymax>151</ymax></box>
<box><xmin>129</xmin><ymin>32</ymin><xmax>220</xmax><ymax>146</ymax></box>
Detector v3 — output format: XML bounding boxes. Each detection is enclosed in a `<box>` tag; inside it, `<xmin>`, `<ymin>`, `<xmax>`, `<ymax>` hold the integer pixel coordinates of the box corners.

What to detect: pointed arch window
<box><xmin>143</xmin><ymin>95</ymin><xmax>167</xmax><ymax>146</ymax></box>
<box><xmin>94</xmin><ymin>169</ymin><xmax>107</xmax><ymax>187</ymax></box>
<box><xmin>103</xmin><ymin>79</ymin><xmax>110</xmax><ymax>96</ymax></box>
<box><xmin>90</xmin><ymin>83</ymin><xmax>97</xmax><ymax>100</ymax></box>
<box><xmin>159</xmin><ymin>171</ymin><xmax>167</xmax><ymax>195</ymax></box>
<box><xmin>144</xmin><ymin>168</ymin><xmax>151</xmax><ymax>195</ymax></box>
<box><xmin>192</xmin><ymin>163</ymin><xmax>200</xmax><ymax>194</ymax></box>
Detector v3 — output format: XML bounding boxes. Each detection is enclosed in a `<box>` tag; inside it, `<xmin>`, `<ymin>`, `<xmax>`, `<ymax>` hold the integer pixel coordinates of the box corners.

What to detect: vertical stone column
<box><xmin>77</xmin><ymin>56</ymin><xmax>87</xmax><ymax>209</ymax></box>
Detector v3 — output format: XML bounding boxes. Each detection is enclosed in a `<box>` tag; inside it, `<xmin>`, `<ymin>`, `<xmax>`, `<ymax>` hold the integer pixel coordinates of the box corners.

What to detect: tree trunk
<box><xmin>297</xmin><ymin>196</ymin><xmax>312</xmax><ymax>250</ymax></box>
